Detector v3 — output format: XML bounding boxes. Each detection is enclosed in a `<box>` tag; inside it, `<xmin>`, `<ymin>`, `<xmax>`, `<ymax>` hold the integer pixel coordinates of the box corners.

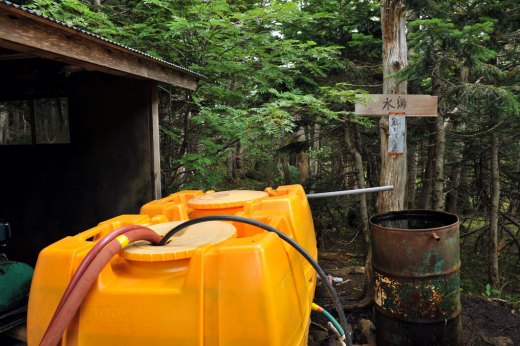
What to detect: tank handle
<box><xmin>75</xmin><ymin>226</ymin><xmax>106</xmax><ymax>241</ymax></box>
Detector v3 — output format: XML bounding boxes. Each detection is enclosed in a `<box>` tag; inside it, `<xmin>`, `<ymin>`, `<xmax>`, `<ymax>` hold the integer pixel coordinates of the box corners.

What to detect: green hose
<box><xmin>312</xmin><ymin>302</ymin><xmax>345</xmax><ymax>337</ymax></box>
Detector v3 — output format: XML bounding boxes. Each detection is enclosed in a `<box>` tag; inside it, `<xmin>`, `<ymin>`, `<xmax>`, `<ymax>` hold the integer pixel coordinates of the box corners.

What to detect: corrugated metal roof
<box><xmin>1</xmin><ymin>0</ymin><xmax>207</xmax><ymax>81</ymax></box>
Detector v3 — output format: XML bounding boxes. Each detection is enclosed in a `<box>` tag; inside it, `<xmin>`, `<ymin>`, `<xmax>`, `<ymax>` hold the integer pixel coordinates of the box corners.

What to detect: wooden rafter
<box><xmin>0</xmin><ymin>3</ymin><xmax>200</xmax><ymax>90</ymax></box>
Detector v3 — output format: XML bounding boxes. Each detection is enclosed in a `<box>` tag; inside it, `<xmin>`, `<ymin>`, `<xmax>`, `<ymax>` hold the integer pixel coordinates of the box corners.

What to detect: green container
<box><xmin>0</xmin><ymin>261</ymin><xmax>34</xmax><ymax>314</ymax></box>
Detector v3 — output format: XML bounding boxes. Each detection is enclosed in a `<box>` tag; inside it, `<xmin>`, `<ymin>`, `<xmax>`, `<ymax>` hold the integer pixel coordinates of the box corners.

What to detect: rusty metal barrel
<box><xmin>370</xmin><ymin>210</ymin><xmax>462</xmax><ymax>346</ymax></box>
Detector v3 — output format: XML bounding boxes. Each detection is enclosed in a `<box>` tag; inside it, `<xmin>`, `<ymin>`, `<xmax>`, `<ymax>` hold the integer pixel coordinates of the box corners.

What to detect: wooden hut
<box><xmin>0</xmin><ymin>1</ymin><xmax>203</xmax><ymax>265</ymax></box>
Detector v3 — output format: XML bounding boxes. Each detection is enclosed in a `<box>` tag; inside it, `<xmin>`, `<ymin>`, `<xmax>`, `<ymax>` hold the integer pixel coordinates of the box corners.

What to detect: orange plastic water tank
<box><xmin>28</xmin><ymin>185</ymin><xmax>317</xmax><ymax>346</ymax></box>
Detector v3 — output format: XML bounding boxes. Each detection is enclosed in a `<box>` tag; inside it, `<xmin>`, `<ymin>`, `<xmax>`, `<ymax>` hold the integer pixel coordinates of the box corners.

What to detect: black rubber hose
<box><xmin>158</xmin><ymin>215</ymin><xmax>353</xmax><ymax>346</ymax></box>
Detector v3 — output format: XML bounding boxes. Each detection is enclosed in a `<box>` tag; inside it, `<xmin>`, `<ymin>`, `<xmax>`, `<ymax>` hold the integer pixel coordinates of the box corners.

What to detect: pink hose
<box><xmin>47</xmin><ymin>225</ymin><xmax>148</xmax><ymax>329</ymax></box>
<box><xmin>39</xmin><ymin>228</ymin><xmax>162</xmax><ymax>346</ymax></box>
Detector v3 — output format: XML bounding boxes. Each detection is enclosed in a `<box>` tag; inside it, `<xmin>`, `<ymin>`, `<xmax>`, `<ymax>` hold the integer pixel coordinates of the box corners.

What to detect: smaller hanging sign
<box><xmin>388</xmin><ymin>112</ymin><xmax>406</xmax><ymax>156</ymax></box>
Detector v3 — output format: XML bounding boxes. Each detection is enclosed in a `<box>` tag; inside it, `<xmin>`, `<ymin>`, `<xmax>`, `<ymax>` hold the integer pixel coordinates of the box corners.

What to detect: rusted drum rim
<box><xmin>370</xmin><ymin>210</ymin><xmax>460</xmax><ymax>276</ymax></box>
<box><xmin>370</xmin><ymin>209</ymin><xmax>459</xmax><ymax>233</ymax></box>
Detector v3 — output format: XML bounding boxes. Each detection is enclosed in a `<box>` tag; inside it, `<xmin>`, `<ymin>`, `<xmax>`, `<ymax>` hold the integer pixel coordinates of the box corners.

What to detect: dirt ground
<box><xmin>310</xmin><ymin>267</ymin><xmax>520</xmax><ymax>346</ymax></box>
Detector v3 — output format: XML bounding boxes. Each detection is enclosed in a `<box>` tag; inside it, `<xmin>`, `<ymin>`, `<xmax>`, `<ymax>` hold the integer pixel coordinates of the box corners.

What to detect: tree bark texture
<box><xmin>344</xmin><ymin>126</ymin><xmax>370</xmax><ymax>243</ymax></box>
<box><xmin>344</xmin><ymin>123</ymin><xmax>373</xmax><ymax>306</ymax></box>
<box><xmin>344</xmin><ymin>125</ymin><xmax>370</xmax><ymax>238</ymax></box>
<box><xmin>446</xmin><ymin>141</ymin><xmax>463</xmax><ymax>214</ymax></box>
<box><xmin>406</xmin><ymin>141</ymin><xmax>418</xmax><ymax>209</ymax></box>
<box><xmin>226</xmin><ymin>141</ymin><xmax>243</xmax><ymax>183</ymax></box>
<box><xmin>489</xmin><ymin>130</ymin><xmax>500</xmax><ymax>287</ymax></box>
<box><xmin>418</xmin><ymin>134</ymin><xmax>435</xmax><ymax>209</ymax></box>
<box><xmin>296</xmin><ymin>152</ymin><xmax>309</xmax><ymax>184</ymax></box>
<box><xmin>279</xmin><ymin>133</ymin><xmax>291</xmax><ymax>185</ymax></box>
<box><xmin>432</xmin><ymin>75</ymin><xmax>449</xmax><ymax>210</ymax></box>
<box><xmin>227</xmin><ymin>151</ymin><xmax>236</xmax><ymax>182</ymax></box>
<box><xmin>432</xmin><ymin>114</ymin><xmax>449</xmax><ymax>210</ymax></box>
<box><xmin>376</xmin><ymin>0</ymin><xmax>408</xmax><ymax>213</ymax></box>
<box><xmin>310</xmin><ymin>123</ymin><xmax>320</xmax><ymax>177</ymax></box>
<box><xmin>295</xmin><ymin>128</ymin><xmax>309</xmax><ymax>184</ymax></box>
<box><xmin>446</xmin><ymin>67</ymin><xmax>469</xmax><ymax>214</ymax></box>
<box><xmin>511</xmin><ymin>138</ymin><xmax>520</xmax><ymax>216</ymax></box>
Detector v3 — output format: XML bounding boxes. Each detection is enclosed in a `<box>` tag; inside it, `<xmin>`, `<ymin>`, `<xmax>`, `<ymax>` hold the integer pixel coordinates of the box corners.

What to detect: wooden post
<box><xmin>378</xmin><ymin>0</ymin><xmax>408</xmax><ymax>213</ymax></box>
<box><xmin>150</xmin><ymin>83</ymin><xmax>162</xmax><ymax>199</ymax></box>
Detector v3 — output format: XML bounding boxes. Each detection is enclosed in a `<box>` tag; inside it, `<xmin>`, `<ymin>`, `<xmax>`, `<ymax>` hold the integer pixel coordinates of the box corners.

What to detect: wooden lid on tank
<box><xmin>188</xmin><ymin>190</ymin><xmax>268</xmax><ymax>209</ymax></box>
<box><xmin>123</xmin><ymin>221</ymin><xmax>236</xmax><ymax>261</ymax></box>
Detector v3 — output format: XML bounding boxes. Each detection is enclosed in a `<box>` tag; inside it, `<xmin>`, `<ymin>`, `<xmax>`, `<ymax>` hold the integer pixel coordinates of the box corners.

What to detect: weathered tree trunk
<box><xmin>458</xmin><ymin>156</ymin><xmax>472</xmax><ymax>213</ymax></box>
<box><xmin>344</xmin><ymin>123</ymin><xmax>374</xmax><ymax>308</ymax></box>
<box><xmin>489</xmin><ymin>130</ymin><xmax>500</xmax><ymax>287</ymax></box>
<box><xmin>310</xmin><ymin>123</ymin><xmax>320</xmax><ymax>177</ymax></box>
<box><xmin>432</xmin><ymin>114</ymin><xmax>449</xmax><ymax>210</ymax></box>
<box><xmin>280</xmin><ymin>154</ymin><xmax>291</xmax><ymax>185</ymax></box>
<box><xmin>296</xmin><ymin>152</ymin><xmax>309</xmax><ymax>184</ymax></box>
<box><xmin>279</xmin><ymin>132</ymin><xmax>291</xmax><ymax>185</ymax></box>
<box><xmin>418</xmin><ymin>134</ymin><xmax>434</xmax><ymax>209</ymax></box>
<box><xmin>164</xmin><ymin>90</ymin><xmax>193</xmax><ymax>191</ymax></box>
<box><xmin>295</xmin><ymin>128</ymin><xmax>309</xmax><ymax>184</ymax></box>
<box><xmin>226</xmin><ymin>141</ymin><xmax>243</xmax><ymax>183</ymax></box>
<box><xmin>226</xmin><ymin>151</ymin><xmax>236</xmax><ymax>182</ymax></box>
<box><xmin>432</xmin><ymin>75</ymin><xmax>449</xmax><ymax>210</ymax></box>
<box><xmin>235</xmin><ymin>141</ymin><xmax>243</xmax><ymax>181</ymax></box>
<box><xmin>406</xmin><ymin>141</ymin><xmax>418</xmax><ymax>209</ymax></box>
<box><xmin>447</xmin><ymin>68</ymin><xmax>469</xmax><ymax>214</ymax></box>
<box><xmin>376</xmin><ymin>0</ymin><xmax>408</xmax><ymax>213</ymax></box>
<box><xmin>446</xmin><ymin>142</ymin><xmax>463</xmax><ymax>214</ymax></box>
<box><xmin>510</xmin><ymin>138</ymin><xmax>520</xmax><ymax>216</ymax></box>
<box><xmin>344</xmin><ymin>125</ymin><xmax>369</xmax><ymax>238</ymax></box>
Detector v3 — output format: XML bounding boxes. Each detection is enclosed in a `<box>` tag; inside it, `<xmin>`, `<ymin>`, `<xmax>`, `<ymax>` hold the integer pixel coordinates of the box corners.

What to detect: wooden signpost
<box><xmin>355</xmin><ymin>94</ymin><xmax>438</xmax><ymax>155</ymax></box>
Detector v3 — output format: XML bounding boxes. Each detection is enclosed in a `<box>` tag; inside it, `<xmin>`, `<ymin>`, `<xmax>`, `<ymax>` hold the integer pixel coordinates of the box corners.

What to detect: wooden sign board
<box><xmin>355</xmin><ymin>94</ymin><xmax>438</xmax><ymax>117</ymax></box>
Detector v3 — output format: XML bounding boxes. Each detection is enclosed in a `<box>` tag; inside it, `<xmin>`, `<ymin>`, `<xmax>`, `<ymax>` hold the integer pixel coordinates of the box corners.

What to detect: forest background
<box><xmin>21</xmin><ymin>0</ymin><xmax>520</xmax><ymax>304</ymax></box>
